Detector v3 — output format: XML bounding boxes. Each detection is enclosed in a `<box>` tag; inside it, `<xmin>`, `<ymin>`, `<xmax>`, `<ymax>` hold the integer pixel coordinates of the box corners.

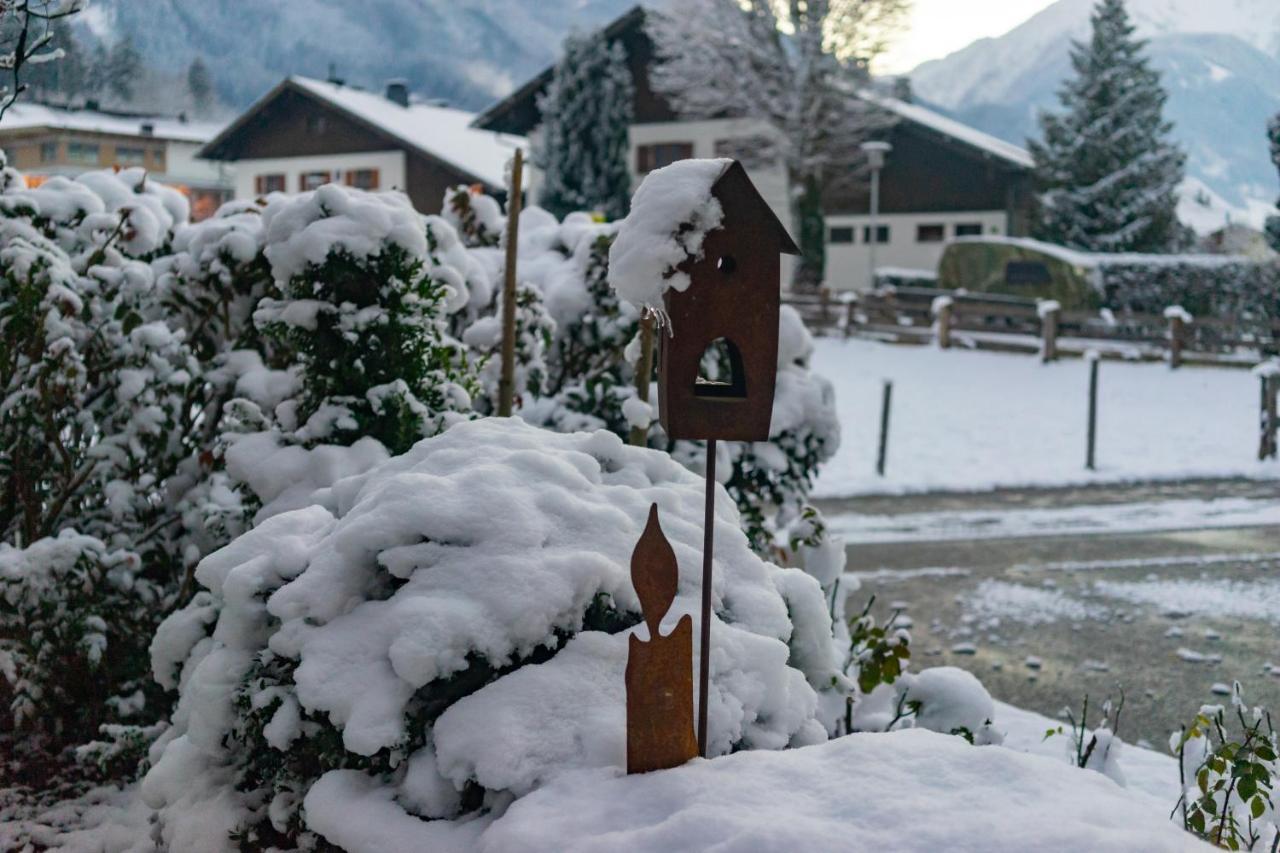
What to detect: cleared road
<box><xmin>819</xmin><ymin>479</ymin><xmax>1280</xmax><ymax>750</ymax></box>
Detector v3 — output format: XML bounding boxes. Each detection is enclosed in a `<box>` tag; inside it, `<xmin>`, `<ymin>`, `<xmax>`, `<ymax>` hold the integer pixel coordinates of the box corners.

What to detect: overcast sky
<box><xmin>876</xmin><ymin>0</ymin><xmax>1058</xmax><ymax>73</ymax></box>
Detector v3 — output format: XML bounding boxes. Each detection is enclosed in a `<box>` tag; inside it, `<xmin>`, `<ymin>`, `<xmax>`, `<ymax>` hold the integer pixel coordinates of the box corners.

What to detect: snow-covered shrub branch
<box><xmin>251</xmin><ymin>185</ymin><xmax>478</xmax><ymax>454</ymax></box>
<box><xmin>0</xmin><ymin>0</ymin><xmax>87</xmax><ymax>121</ymax></box>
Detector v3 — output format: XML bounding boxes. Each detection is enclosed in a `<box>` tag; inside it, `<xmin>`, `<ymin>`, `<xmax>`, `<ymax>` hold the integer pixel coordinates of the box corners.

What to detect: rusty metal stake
<box><xmin>697</xmin><ymin>438</ymin><xmax>716</xmax><ymax>757</ymax></box>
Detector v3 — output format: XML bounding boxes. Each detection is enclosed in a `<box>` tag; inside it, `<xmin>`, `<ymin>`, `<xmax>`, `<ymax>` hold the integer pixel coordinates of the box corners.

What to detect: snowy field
<box><xmin>812</xmin><ymin>338</ymin><xmax>1280</xmax><ymax>497</ymax></box>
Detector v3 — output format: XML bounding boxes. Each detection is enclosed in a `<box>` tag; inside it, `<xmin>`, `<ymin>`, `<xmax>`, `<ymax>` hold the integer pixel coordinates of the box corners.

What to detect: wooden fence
<box><xmin>785</xmin><ymin>286</ymin><xmax>1280</xmax><ymax>368</ymax></box>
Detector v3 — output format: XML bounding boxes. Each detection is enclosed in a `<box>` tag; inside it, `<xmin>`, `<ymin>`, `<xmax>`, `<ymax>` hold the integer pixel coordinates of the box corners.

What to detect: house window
<box><xmin>828</xmin><ymin>226</ymin><xmax>854</xmax><ymax>244</ymax></box>
<box><xmin>67</xmin><ymin>141</ymin><xmax>100</xmax><ymax>164</ymax></box>
<box><xmin>636</xmin><ymin>142</ymin><xmax>693</xmax><ymax>173</ymax></box>
<box><xmin>862</xmin><ymin>224</ymin><xmax>889</xmax><ymax>244</ymax></box>
<box><xmin>39</xmin><ymin>141</ymin><xmax>58</xmax><ymax>162</ymax></box>
<box><xmin>115</xmin><ymin>146</ymin><xmax>146</xmax><ymax>167</ymax></box>
<box><xmin>345</xmin><ymin>168</ymin><xmax>380</xmax><ymax>190</ymax></box>
<box><xmin>254</xmin><ymin>173</ymin><xmax>286</xmax><ymax>194</ymax></box>
<box><xmin>955</xmin><ymin>222</ymin><xmax>983</xmax><ymax>237</ymax></box>
<box><xmin>300</xmin><ymin>171</ymin><xmax>331</xmax><ymax>191</ymax></box>
<box><xmin>916</xmin><ymin>224</ymin><xmax>945</xmax><ymax>243</ymax></box>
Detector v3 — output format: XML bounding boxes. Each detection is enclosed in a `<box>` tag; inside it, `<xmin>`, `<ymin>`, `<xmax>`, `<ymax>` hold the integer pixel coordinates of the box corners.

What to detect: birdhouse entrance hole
<box><xmin>716</xmin><ymin>254</ymin><xmax>737</xmax><ymax>275</ymax></box>
<box><xmin>694</xmin><ymin>337</ymin><xmax>746</xmax><ymax>399</ymax></box>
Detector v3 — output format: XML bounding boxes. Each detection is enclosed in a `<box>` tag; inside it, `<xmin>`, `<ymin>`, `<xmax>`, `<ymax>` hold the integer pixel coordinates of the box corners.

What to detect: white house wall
<box><xmin>823</xmin><ymin>210</ymin><xmax>1009</xmax><ymax>292</ymax></box>
<box><xmin>231</xmin><ymin>150</ymin><xmax>407</xmax><ymax>199</ymax></box>
<box><xmin>166</xmin><ymin>140</ymin><xmax>233</xmax><ymax>190</ymax></box>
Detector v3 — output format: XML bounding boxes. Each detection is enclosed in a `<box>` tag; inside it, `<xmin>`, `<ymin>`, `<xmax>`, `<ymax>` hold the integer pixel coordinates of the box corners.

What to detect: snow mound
<box><xmin>608</xmin><ymin>158</ymin><xmax>730</xmax><ymax>310</ymax></box>
<box><xmin>142</xmin><ymin>417</ymin><xmax>836</xmax><ymax>848</ymax></box>
<box><xmin>481</xmin><ymin>729</ymin><xmax>1207</xmax><ymax>853</ymax></box>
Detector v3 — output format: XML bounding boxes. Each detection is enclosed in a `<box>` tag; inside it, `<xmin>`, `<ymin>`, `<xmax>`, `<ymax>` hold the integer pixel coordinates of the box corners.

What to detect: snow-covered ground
<box><xmin>812</xmin><ymin>338</ymin><xmax>1280</xmax><ymax>497</ymax></box>
<box><xmin>2</xmin><ymin>699</ymin><xmax>1204</xmax><ymax>853</ymax></box>
<box><xmin>828</xmin><ymin>496</ymin><xmax>1280</xmax><ymax>543</ymax></box>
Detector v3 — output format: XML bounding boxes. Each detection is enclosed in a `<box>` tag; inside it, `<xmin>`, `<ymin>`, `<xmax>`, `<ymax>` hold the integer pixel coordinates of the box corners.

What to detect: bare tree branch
<box><xmin>0</xmin><ymin>0</ymin><xmax>86</xmax><ymax>122</ymax></box>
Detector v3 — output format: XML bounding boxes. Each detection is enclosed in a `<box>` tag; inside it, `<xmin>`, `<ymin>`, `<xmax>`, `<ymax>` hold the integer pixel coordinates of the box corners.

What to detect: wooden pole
<box><xmin>843</xmin><ymin>295</ymin><xmax>857</xmax><ymax>339</ymax></box>
<box><xmin>1261</xmin><ymin>375</ymin><xmax>1278</xmax><ymax>461</ymax></box>
<box><xmin>1086</xmin><ymin>357</ymin><xmax>1099</xmax><ymax>470</ymax></box>
<box><xmin>876</xmin><ymin>380</ymin><xmax>892</xmax><ymax>477</ymax></box>
<box><xmin>629</xmin><ymin>315</ymin><xmax>656</xmax><ymax>446</ymax></box>
<box><xmin>697</xmin><ymin>438</ymin><xmax>717</xmax><ymax>757</ymax></box>
<box><xmin>497</xmin><ymin>147</ymin><xmax>524</xmax><ymax>417</ymax></box>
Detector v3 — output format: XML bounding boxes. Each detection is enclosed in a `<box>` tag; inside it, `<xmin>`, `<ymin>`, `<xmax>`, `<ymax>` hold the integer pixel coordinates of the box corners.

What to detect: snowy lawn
<box><xmin>11</xmin><ymin>702</ymin><xmax>1200</xmax><ymax>853</ymax></box>
<box><xmin>812</xmin><ymin>337</ymin><xmax>1280</xmax><ymax>496</ymax></box>
<box><xmin>485</xmin><ymin>725</ymin><xmax>1203</xmax><ymax>853</ymax></box>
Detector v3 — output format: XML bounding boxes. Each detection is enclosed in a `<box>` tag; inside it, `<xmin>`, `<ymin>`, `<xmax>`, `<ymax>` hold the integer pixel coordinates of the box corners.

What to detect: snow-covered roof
<box><xmin>286</xmin><ymin>76</ymin><xmax>524</xmax><ymax>188</ymax></box>
<box><xmin>862</xmin><ymin>92</ymin><xmax>1035</xmax><ymax>170</ymax></box>
<box><xmin>952</xmin><ymin>235</ymin><xmax>1251</xmax><ymax>268</ymax></box>
<box><xmin>0</xmin><ymin>102</ymin><xmax>224</xmax><ymax>144</ymax></box>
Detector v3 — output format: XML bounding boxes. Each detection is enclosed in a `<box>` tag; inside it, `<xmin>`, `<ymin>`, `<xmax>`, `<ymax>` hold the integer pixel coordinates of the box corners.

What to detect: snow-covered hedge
<box><xmin>141</xmin><ymin>418</ymin><xmax>842</xmax><ymax>849</ymax></box>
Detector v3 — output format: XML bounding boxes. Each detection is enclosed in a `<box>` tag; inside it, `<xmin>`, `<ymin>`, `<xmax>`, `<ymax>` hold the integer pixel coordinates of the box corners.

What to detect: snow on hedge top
<box><xmin>609</xmin><ymin>158</ymin><xmax>731</xmax><ymax>311</ymax></box>
<box><xmin>479</xmin><ymin>729</ymin><xmax>1208</xmax><ymax>853</ymax></box>
<box><xmin>142</xmin><ymin>418</ymin><xmax>836</xmax><ymax>849</ymax></box>
<box><xmin>261</xmin><ymin>183</ymin><xmax>426</xmax><ymax>283</ymax></box>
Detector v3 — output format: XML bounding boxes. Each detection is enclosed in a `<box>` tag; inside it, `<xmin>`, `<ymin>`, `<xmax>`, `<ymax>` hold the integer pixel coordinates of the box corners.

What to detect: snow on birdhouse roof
<box><xmin>609</xmin><ymin>157</ymin><xmax>733</xmax><ymax>311</ymax></box>
<box><xmin>288</xmin><ymin>76</ymin><xmax>524</xmax><ymax>188</ymax></box>
<box><xmin>0</xmin><ymin>101</ymin><xmax>225</xmax><ymax>144</ymax></box>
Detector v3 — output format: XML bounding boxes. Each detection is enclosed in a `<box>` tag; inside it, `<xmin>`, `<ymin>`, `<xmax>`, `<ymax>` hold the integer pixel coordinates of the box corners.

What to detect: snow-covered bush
<box><xmin>0</xmin><ymin>532</ymin><xmax>157</xmax><ymax>758</ymax></box>
<box><xmin>141</xmin><ymin>418</ymin><xmax>841</xmax><ymax>849</ymax></box>
<box><xmin>154</xmin><ymin>197</ymin><xmax>275</xmax><ymax>360</ymax></box>
<box><xmin>250</xmin><ymin>184</ymin><xmax>478</xmax><ymax>454</ymax></box>
<box><xmin>0</xmin><ymin>163</ymin><xmax>246</xmax><ymax>773</ymax></box>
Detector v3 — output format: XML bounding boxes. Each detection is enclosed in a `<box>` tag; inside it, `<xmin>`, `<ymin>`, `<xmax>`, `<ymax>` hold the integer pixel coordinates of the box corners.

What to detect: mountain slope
<box><xmin>910</xmin><ymin>0</ymin><xmax>1280</xmax><ymax>229</ymax></box>
<box><xmin>76</xmin><ymin>0</ymin><xmax>639</xmax><ymax>112</ymax></box>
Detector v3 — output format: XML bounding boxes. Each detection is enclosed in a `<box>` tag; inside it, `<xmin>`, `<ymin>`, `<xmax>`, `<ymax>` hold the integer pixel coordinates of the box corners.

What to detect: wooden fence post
<box><xmin>1039</xmin><ymin>300</ymin><xmax>1060</xmax><ymax>363</ymax></box>
<box><xmin>1165</xmin><ymin>305</ymin><xmax>1190</xmax><ymax>370</ymax></box>
<box><xmin>932</xmin><ymin>295</ymin><xmax>953</xmax><ymax>350</ymax></box>
<box><xmin>843</xmin><ymin>294</ymin><xmax>857</xmax><ymax>339</ymax></box>
<box><xmin>819</xmin><ymin>287</ymin><xmax>832</xmax><ymax>330</ymax></box>
<box><xmin>876</xmin><ymin>380</ymin><xmax>893</xmax><ymax>476</ymax></box>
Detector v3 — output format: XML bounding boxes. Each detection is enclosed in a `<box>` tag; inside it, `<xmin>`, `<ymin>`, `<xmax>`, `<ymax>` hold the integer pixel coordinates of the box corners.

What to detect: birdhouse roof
<box><xmin>609</xmin><ymin>157</ymin><xmax>799</xmax><ymax>311</ymax></box>
<box><xmin>711</xmin><ymin>160</ymin><xmax>800</xmax><ymax>257</ymax></box>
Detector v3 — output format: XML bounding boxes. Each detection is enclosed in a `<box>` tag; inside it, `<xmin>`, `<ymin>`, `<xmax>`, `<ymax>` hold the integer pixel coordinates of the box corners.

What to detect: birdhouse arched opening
<box><xmin>693</xmin><ymin>337</ymin><xmax>746</xmax><ymax>399</ymax></box>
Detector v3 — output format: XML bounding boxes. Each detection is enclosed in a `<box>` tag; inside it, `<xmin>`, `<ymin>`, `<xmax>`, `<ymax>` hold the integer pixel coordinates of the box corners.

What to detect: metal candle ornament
<box><xmin>649</xmin><ymin>160</ymin><xmax>799</xmax><ymax>760</ymax></box>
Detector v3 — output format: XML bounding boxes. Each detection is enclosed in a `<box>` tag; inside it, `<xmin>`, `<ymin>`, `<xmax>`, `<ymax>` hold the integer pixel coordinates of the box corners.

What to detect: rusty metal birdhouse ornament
<box><xmin>623</xmin><ymin>159</ymin><xmax>799</xmax><ymax>772</ymax></box>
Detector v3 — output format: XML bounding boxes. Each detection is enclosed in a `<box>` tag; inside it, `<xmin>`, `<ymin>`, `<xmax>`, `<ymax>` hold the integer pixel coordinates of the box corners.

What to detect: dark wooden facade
<box><xmin>474</xmin><ymin>4</ymin><xmax>1033</xmax><ymax>234</ymax></box>
<box><xmin>200</xmin><ymin>81</ymin><xmax>499</xmax><ymax>214</ymax></box>
<box><xmin>825</xmin><ymin>121</ymin><xmax>1034</xmax><ymax>235</ymax></box>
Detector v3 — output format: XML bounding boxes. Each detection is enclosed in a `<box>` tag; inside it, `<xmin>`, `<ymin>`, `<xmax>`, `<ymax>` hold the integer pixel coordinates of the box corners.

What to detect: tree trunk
<box><xmin>793</xmin><ymin>171</ymin><xmax>825</xmax><ymax>291</ymax></box>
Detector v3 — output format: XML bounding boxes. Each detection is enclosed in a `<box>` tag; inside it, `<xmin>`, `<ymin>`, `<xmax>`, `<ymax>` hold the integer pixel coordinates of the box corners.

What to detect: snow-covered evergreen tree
<box><xmin>1266</xmin><ymin>112</ymin><xmax>1280</xmax><ymax>254</ymax></box>
<box><xmin>646</xmin><ymin>0</ymin><xmax>904</xmax><ymax>289</ymax></box>
<box><xmin>1029</xmin><ymin>0</ymin><xmax>1186</xmax><ymax>253</ymax></box>
<box><xmin>535</xmin><ymin>29</ymin><xmax>634</xmax><ymax>222</ymax></box>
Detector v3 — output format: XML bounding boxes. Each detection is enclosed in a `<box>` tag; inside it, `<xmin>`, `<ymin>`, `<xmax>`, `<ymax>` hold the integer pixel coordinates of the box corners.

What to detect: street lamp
<box><xmin>861</xmin><ymin>140</ymin><xmax>892</xmax><ymax>291</ymax></box>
